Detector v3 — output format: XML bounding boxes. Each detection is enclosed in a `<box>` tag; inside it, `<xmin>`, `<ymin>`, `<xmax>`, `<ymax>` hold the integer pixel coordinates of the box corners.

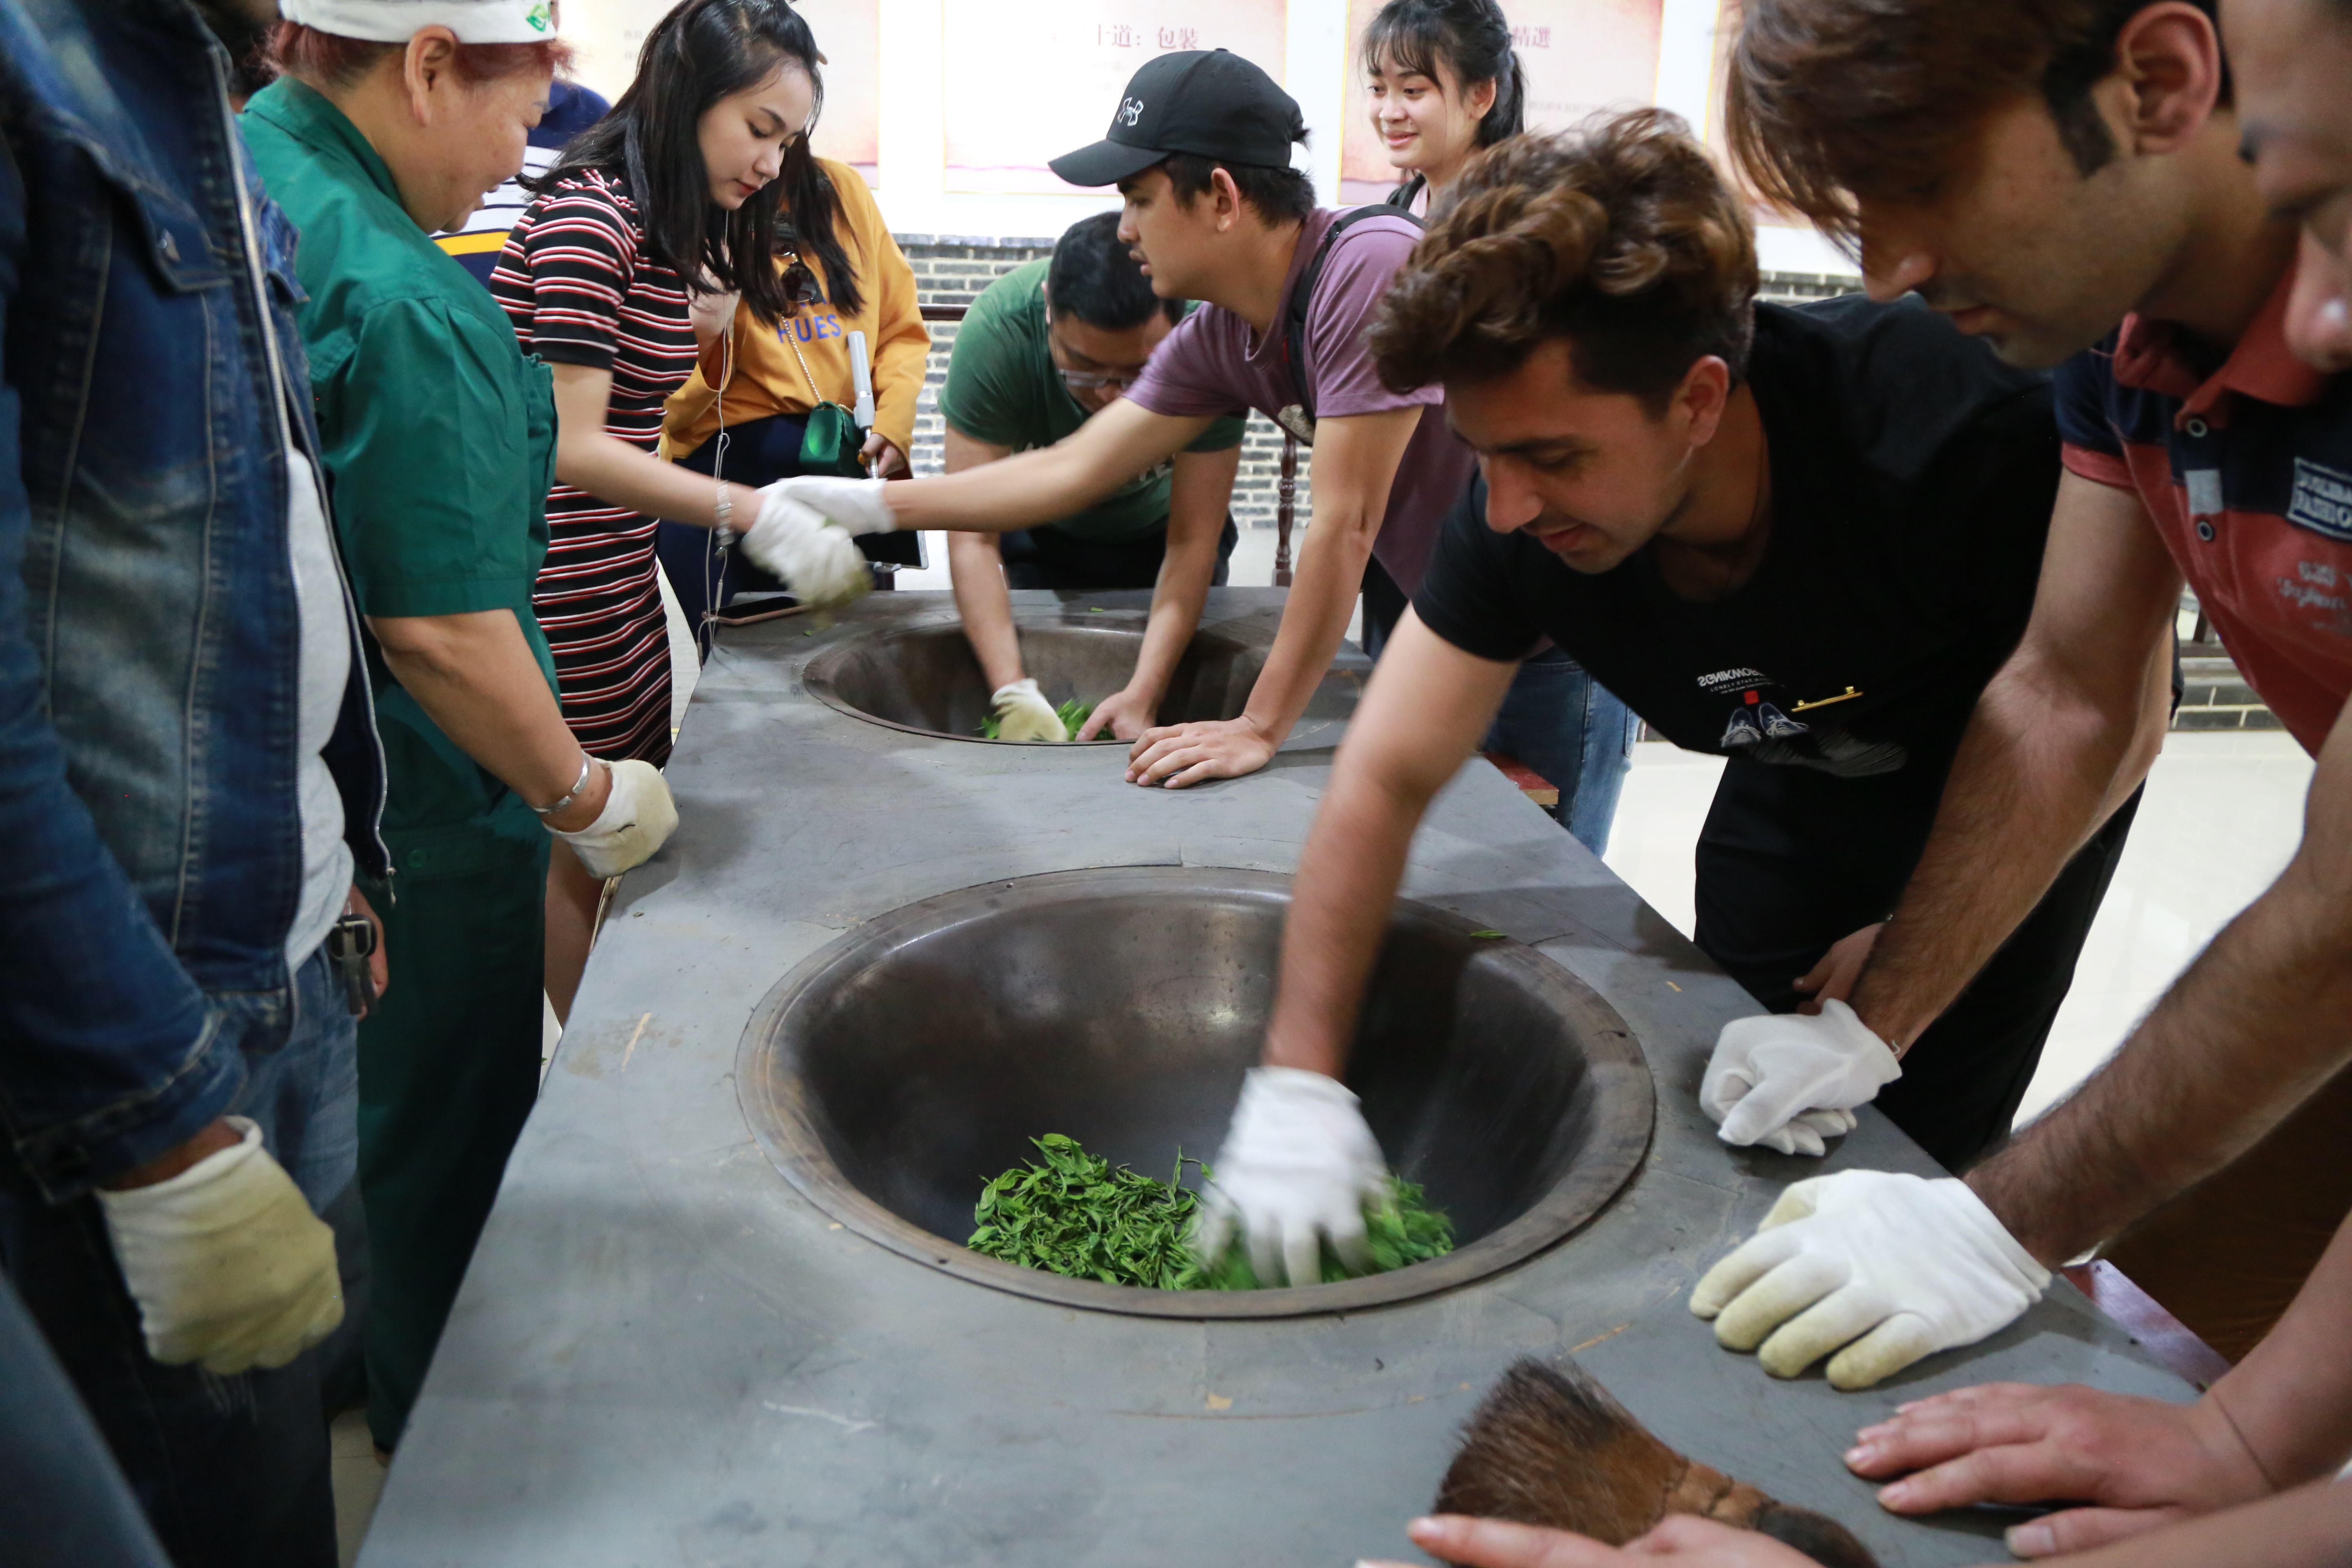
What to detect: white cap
<box><xmin>277</xmin><ymin>0</ymin><xmax>562</xmax><ymax>44</ymax></box>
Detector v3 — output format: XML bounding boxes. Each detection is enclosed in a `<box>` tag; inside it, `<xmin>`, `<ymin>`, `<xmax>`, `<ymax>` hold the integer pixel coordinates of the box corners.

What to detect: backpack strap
<box><xmin>1278</xmin><ymin>206</ymin><xmax>1425</xmax><ymax>439</ymax></box>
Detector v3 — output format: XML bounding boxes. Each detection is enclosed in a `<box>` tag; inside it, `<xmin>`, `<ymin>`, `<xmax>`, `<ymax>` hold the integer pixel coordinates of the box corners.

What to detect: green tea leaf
<box><xmin>967</xmin><ymin>1135</ymin><xmax>1452</xmax><ymax>1292</ymax></box>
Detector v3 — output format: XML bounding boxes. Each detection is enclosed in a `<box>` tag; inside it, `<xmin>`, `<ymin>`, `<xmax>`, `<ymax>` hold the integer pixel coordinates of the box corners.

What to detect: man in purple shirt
<box><xmin>773</xmin><ymin>50</ymin><xmax>1634</xmax><ymax>846</ymax></box>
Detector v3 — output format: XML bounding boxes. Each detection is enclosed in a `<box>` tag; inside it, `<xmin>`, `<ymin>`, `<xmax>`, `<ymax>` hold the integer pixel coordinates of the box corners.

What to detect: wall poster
<box><xmin>565</xmin><ymin>0</ymin><xmax>881</xmax><ymax>182</ymax></box>
<box><xmin>942</xmin><ymin>1</ymin><xmax>1291</xmax><ymax>194</ymax></box>
<box><xmin>1337</xmin><ymin>0</ymin><xmax>1663</xmax><ymax>204</ymax></box>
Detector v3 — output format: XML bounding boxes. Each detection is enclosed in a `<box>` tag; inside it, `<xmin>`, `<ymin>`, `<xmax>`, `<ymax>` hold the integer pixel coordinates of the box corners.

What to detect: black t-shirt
<box><xmin>1414</xmin><ymin>296</ymin><xmax>2060</xmax><ymax>782</ymax></box>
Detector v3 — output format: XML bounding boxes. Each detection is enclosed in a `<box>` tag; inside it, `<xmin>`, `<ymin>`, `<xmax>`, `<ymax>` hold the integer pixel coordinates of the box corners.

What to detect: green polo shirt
<box><xmin>936</xmin><ymin>259</ymin><xmax>1246</xmax><ymax>543</ymax></box>
<box><xmin>245</xmin><ymin>79</ymin><xmax>560</xmax><ymax>851</ymax></box>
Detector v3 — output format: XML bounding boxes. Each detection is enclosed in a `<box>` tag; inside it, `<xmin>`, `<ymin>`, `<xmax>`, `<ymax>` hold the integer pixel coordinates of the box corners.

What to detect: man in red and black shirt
<box><xmin>1678</xmin><ymin>0</ymin><xmax>2352</xmax><ymax>1413</ymax></box>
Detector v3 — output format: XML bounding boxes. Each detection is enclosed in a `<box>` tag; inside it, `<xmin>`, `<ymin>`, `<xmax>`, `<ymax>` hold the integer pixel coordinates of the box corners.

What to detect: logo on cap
<box><xmin>527</xmin><ymin>0</ymin><xmax>552</xmax><ymax>31</ymax></box>
<box><xmin>1119</xmin><ymin>97</ymin><xmax>1145</xmax><ymax>127</ymax></box>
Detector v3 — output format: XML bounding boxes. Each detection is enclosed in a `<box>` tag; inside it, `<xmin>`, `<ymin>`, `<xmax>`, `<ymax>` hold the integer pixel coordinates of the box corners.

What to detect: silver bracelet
<box><xmin>532</xmin><ymin>753</ymin><xmax>596</xmax><ymax>816</ymax></box>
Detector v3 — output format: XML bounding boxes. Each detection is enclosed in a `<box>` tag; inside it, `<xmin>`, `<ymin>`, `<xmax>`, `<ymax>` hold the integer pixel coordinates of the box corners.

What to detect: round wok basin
<box><xmin>737</xmin><ymin>867</ymin><xmax>1655</xmax><ymax>1317</ymax></box>
<box><xmin>799</xmin><ymin>611</ymin><xmax>1356</xmax><ymax>744</ymax></box>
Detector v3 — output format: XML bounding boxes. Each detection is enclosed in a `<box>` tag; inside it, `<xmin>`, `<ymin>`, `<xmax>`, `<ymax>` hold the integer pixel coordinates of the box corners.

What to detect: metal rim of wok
<box><xmin>798</xmin><ymin>608</ymin><xmax>1145</xmax><ymax>746</ymax></box>
<box><xmin>734</xmin><ymin>867</ymin><xmax>1657</xmax><ymax>1319</ymax></box>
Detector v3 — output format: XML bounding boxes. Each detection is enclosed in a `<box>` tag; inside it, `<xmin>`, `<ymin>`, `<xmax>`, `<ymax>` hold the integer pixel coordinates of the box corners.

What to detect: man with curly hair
<box><xmin>1185</xmin><ymin>108</ymin><xmax>2123</xmax><ymax>1290</ymax></box>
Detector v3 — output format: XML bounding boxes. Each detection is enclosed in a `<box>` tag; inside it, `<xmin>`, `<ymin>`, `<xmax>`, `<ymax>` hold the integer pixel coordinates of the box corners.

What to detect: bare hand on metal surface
<box><xmin>1701</xmin><ymin>1000</ymin><xmax>1900</xmax><ymax>1156</ymax></box>
<box><xmin>1074</xmin><ymin>684</ymin><xmax>1155</xmax><ymax>742</ymax></box>
<box><xmin>1363</xmin><ymin>1512</ymin><xmax>1828</xmax><ymax>1568</ymax></box>
<box><xmin>96</xmin><ymin>1117</ymin><xmax>343</xmax><ymax>1374</ymax></box>
<box><xmin>1793</xmin><ymin>923</ymin><xmax>1883</xmax><ymax>1014</ymax></box>
<box><xmin>766</xmin><ymin>474</ymin><xmax>899</xmax><ymax>535</ymax></box>
<box><xmin>1846</xmin><ymin>1381</ymin><xmax>2272</xmax><ymax>1557</ymax></box>
<box><xmin>989</xmin><ymin>679</ymin><xmax>1066</xmax><ymax>743</ymax></box>
<box><xmin>1192</xmin><ymin>1066</ymin><xmax>1386</xmax><ymax>1287</ymax></box>
<box><xmin>1124</xmin><ymin>714</ymin><xmax>1277</xmax><ymax>788</ymax></box>
<box><xmin>550</xmin><ymin>759</ymin><xmax>678</xmax><ymax>879</ymax></box>
<box><xmin>1690</xmin><ymin>1171</ymin><xmax>2049</xmax><ymax>1389</ymax></box>
<box><xmin>741</xmin><ymin>486</ymin><xmax>873</xmax><ymax>610</ymax></box>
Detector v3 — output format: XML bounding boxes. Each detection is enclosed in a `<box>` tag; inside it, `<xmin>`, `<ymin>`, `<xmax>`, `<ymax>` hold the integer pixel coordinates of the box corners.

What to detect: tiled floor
<box><xmin>1599</xmin><ymin>731</ymin><xmax>2316</xmax><ymax>1123</ymax></box>
<box><xmin>330</xmin><ymin>1408</ymin><xmax>385</xmax><ymax>1568</ymax></box>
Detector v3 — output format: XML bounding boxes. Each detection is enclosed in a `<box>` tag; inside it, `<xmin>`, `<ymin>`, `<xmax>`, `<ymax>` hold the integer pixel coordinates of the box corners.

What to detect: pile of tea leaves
<box><xmin>967</xmin><ymin>1133</ymin><xmax>1454</xmax><ymax>1291</ymax></box>
<box><xmin>978</xmin><ymin>697</ymin><xmax>1093</xmax><ymax>740</ymax></box>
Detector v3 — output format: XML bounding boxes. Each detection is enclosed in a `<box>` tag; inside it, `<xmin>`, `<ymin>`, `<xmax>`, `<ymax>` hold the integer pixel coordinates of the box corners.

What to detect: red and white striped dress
<box><xmin>490</xmin><ymin>169</ymin><xmax>695</xmax><ymax>766</ymax></box>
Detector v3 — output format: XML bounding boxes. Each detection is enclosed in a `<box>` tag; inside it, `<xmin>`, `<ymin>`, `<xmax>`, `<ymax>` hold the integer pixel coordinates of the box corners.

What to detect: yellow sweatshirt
<box><xmin>663</xmin><ymin>159</ymin><xmax>927</xmax><ymax>461</ymax></box>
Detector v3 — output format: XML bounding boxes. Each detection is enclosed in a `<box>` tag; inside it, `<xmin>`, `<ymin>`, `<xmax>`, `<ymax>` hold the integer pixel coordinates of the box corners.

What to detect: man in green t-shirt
<box><xmin>939</xmin><ymin>214</ymin><xmax>1247</xmax><ymax>741</ymax></box>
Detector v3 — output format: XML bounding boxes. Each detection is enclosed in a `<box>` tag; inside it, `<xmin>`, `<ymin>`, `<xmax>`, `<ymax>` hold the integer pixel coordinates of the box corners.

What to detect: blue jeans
<box><xmin>1484</xmin><ymin>646</ymin><xmax>1642</xmax><ymax>856</ymax></box>
<box><xmin>1360</xmin><ymin>569</ymin><xmax>1638</xmax><ymax>856</ymax></box>
<box><xmin>0</xmin><ymin>945</ymin><xmax>356</xmax><ymax>1568</ymax></box>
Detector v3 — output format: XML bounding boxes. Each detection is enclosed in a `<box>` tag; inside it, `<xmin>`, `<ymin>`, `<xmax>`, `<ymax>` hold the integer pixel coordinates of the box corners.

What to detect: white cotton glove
<box><xmin>95</xmin><ymin>1118</ymin><xmax>343</xmax><ymax>1375</ymax></box>
<box><xmin>990</xmin><ymin>678</ymin><xmax>1067</xmax><ymax>743</ymax></box>
<box><xmin>1701</xmin><ymin>1000</ymin><xmax>1900</xmax><ymax>1156</ymax></box>
<box><xmin>740</xmin><ymin>488</ymin><xmax>872</xmax><ymax>611</ymax></box>
<box><xmin>551</xmin><ymin>759</ymin><xmax>679</xmax><ymax>879</ymax></box>
<box><xmin>1689</xmin><ymin>1170</ymin><xmax>2051</xmax><ymax>1390</ymax></box>
<box><xmin>1192</xmin><ymin>1066</ymin><xmax>1389</xmax><ymax>1288</ymax></box>
<box><xmin>765</xmin><ymin>474</ymin><xmax>899</xmax><ymax>535</ymax></box>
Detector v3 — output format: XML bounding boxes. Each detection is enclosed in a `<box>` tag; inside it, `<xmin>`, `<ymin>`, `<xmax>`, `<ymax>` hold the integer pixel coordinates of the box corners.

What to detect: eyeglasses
<box><xmin>1057</xmin><ymin>366</ymin><xmax>1141</xmax><ymax>392</ymax></box>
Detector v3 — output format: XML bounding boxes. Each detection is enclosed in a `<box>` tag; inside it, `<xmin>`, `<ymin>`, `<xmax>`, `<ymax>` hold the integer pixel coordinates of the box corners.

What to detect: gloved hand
<box><xmin>740</xmin><ymin>487</ymin><xmax>873</xmax><ymax>610</ymax></box>
<box><xmin>766</xmin><ymin>474</ymin><xmax>899</xmax><ymax>536</ymax></box>
<box><xmin>95</xmin><ymin>1117</ymin><xmax>343</xmax><ymax>1375</ymax></box>
<box><xmin>1192</xmin><ymin>1066</ymin><xmax>1388</xmax><ymax>1287</ymax></box>
<box><xmin>991</xmin><ymin>678</ymin><xmax>1067</xmax><ymax>743</ymax></box>
<box><xmin>552</xmin><ymin>759</ymin><xmax>679</xmax><ymax>879</ymax></box>
<box><xmin>1701</xmin><ymin>1000</ymin><xmax>1900</xmax><ymax>1156</ymax></box>
<box><xmin>1690</xmin><ymin>1170</ymin><xmax>2050</xmax><ymax>1390</ymax></box>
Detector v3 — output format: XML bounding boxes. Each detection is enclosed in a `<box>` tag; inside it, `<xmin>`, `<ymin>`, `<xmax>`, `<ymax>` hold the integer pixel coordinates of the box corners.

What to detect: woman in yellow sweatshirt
<box><xmin>659</xmin><ymin>155</ymin><xmax>927</xmax><ymax>650</ymax></box>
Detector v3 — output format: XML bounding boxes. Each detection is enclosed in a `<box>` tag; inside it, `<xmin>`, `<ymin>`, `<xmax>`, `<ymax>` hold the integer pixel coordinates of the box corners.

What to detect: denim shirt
<box><xmin>0</xmin><ymin>0</ymin><xmax>390</xmax><ymax>1199</ymax></box>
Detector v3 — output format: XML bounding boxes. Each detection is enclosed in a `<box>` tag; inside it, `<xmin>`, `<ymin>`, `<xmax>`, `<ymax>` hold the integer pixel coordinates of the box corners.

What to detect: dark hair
<box><xmin>1727</xmin><ymin>0</ymin><xmax>2225</xmax><ymax>248</ymax></box>
<box><xmin>1153</xmin><ymin>151</ymin><xmax>1319</xmax><ymax>227</ymax></box>
<box><xmin>535</xmin><ymin>0</ymin><xmax>856</xmax><ymax>323</ymax></box>
<box><xmin>1360</xmin><ymin>0</ymin><xmax>1527</xmax><ymax>147</ymax></box>
<box><xmin>1368</xmin><ymin>109</ymin><xmax>1757</xmax><ymax>413</ymax></box>
<box><xmin>1046</xmin><ymin>212</ymin><xmax>1179</xmax><ymax>330</ymax></box>
<box><xmin>265</xmin><ymin>21</ymin><xmax>572</xmax><ymax>91</ymax></box>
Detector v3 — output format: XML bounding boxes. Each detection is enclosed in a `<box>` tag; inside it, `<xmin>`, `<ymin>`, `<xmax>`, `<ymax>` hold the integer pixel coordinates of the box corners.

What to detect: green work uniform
<box><xmin>245</xmin><ymin>80</ymin><xmax>561</xmax><ymax>1451</ymax></box>
<box><xmin>935</xmin><ymin>259</ymin><xmax>1245</xmax><ymax>542</ymax></box>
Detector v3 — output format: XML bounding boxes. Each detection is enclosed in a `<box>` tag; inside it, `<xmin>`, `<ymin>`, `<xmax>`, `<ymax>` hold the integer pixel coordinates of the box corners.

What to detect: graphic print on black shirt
<box><xmin>1697</xmin><ymin>663</ymin><xmax>1899</xmax><ymax>773</ymax></box>
<box><xmin>1413</xmin><ymin>295</ymin><xmax>2062</xmax><ymax>781</ymax></box>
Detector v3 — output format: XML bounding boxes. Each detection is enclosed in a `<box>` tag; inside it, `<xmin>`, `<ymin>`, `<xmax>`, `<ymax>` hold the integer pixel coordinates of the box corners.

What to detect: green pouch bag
<box><xmin>798</xmin><ymin>398</ymin><xmax>866</xmax><ymax>478</ymax></box>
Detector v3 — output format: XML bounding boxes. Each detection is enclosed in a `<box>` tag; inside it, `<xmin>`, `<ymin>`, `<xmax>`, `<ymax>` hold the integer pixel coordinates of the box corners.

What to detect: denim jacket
<box><xmin>0</xmin><ymin>0</ymin><xmax>389</xmax><ymax>1200</ymax></box>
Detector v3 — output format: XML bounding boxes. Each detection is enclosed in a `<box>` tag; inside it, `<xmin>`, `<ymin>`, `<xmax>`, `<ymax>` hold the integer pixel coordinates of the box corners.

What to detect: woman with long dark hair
<box><xmin>1362</xmin><ymin>0</ymin><xmax>1527</xmax><ymax>214</ymax></box>
<box><xmin>491</xmin><ymin>0</ymin><xmax>864</xmax><ymax>1015</ymax></box>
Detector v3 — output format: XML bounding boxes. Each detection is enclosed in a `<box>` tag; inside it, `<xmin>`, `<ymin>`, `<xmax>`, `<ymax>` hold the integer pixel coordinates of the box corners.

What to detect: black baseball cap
<box><xmin>1048</xmin><ymin>49</ymin><xmax>1308</xmax><ymax>189</ymax></box>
